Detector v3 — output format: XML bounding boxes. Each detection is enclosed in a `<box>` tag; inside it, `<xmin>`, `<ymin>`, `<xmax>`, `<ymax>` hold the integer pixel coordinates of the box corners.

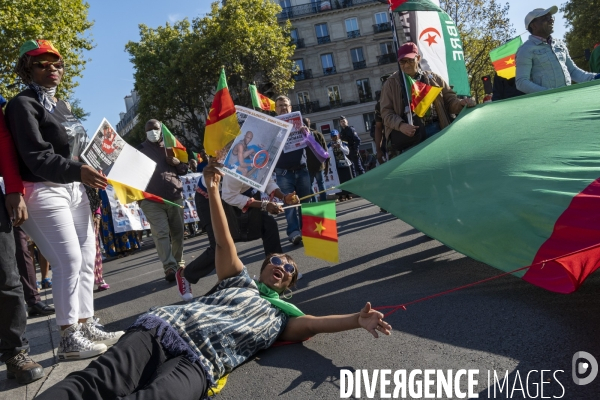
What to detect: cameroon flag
<box><xmin>108</xmin><ymin>179</ymin><xmax>182</xmax><ymax>208</ymax></box>
<box><xmin>162</xmin><ymin>124</ymin><xmax>188</xmax><ymax>163</ymax></box>
<box><xmin>301</xmin><ymin>201</ymin><xmax>339</xmax><ymax>263</ymax></box>
<box><xmin>339</xmin><ymin>81</ymin><xmax>600</xmax><ymax>294</ymax></box>
<box><xmin>249</xmin><ymin>84</ymin><xmax>275</xmax><ymax>112</ymax></box>
<box><xmin>204</xmin><ymin>68</ymin><xmax>240</xmax><ymax>157</ymax></box>
<box><xmin>192</xmin><ymin>151</ymin><xmax>203</xmax><ymax>163</ymax></box>
<box><xmin>405</xmin><ymin>73</ymin><xmax>442</xmax><ymax>118</ymax></box>
<box><xmin>490</xmin><ymin>37</ymin><xmax>523</xmax><ymax>79</ymax></box>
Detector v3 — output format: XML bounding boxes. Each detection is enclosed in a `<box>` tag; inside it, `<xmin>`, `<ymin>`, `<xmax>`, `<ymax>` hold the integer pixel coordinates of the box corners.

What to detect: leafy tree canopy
<box><xmin>126</xmin><ymin>0</ymin><xmax>296</xmax><ymax>149</ymax></box>
<box><xmin>0</xmin><ymin>0</ymin><xmax>93</xmax><ymax>101</ymax></box>
<box><xmin>441</xmin><ymin>0</ymin><xmax>514</xmax><ymax>101</ymax></box>
<box><xmin>561</xmin><ymin>0</ymin><xmax>600</xmax><ymax>70</ymax></box>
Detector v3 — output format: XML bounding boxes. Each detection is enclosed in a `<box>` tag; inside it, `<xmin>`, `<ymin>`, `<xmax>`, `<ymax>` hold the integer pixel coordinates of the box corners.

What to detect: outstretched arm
<box><xmin>278</xmin><ymin>302</ymin><xmax>392</xmax><ymax>342</ymax></box>
<box><xmin>204</xmin><ymin>158</ymin><xmax>244</xmax><ymax>281</ymax></box>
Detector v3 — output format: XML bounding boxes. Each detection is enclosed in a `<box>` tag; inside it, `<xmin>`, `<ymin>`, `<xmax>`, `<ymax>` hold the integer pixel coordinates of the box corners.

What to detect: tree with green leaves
<box><xmin>125</xmin><ymin>19</ymin><xmax>212</xmax><ymax>150</ymax></box>
<box><xmin>126</xmin><ymin>0</ymin><xmax>297</xmax><ymax>149</ymax></box>
<box><xmin>561</xmin><ymin>0</ymin><xmax>600</xmax><ymax>71</ymax></box>
<box><xmin>0</xmin><ymin>0</ymin><xmax>93</xmax><ymax>101</ymax></box>
<box><xmin>194</xmin><ymin>0</ymin><xmax>297</xmax><ymax>107</ymax></box>
<box><xmin>440</xmin><ymin>0</ymin><xmax>514</xmax><ymax>102</ymax></box>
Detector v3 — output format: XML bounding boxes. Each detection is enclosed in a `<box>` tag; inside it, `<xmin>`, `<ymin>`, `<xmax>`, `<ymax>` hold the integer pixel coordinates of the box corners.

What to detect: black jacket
<box><xmin>5</xmin><ymin>89</ymin><xmax>86</xmax><ymax>183</ymax></box>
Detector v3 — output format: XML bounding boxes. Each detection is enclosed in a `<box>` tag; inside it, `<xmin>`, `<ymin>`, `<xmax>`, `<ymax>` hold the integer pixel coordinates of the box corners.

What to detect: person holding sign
<box><xmin>5</xmin><ymin>40</ymin><xmax>123</xmax><ymax>360</ymax></box>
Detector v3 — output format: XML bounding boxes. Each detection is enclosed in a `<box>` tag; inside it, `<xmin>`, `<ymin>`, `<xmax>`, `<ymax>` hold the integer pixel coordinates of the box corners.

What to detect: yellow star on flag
<box><xmin>314</xmin><ymin>220</ymin><xmax>326</xmax><ymax>235</ymax></box>
<box><xmin>505</xmin><ymin>57</ymin><xmax>515</xmax><ymax>65</ymax></box>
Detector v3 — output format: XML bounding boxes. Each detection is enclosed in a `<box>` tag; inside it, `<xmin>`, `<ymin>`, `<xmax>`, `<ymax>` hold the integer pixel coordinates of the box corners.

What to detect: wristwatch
<box><xmin>261</xmin><ymin>200</ymin><xmax>269</xmax><ymax>212</ymax></box>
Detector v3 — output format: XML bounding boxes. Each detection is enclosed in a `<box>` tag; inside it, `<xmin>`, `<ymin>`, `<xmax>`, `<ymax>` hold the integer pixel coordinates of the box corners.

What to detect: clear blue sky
<box><xmin>74</xmin><ymin>0</ymin><xmax>569</xmax><ymax>135</ymax></box>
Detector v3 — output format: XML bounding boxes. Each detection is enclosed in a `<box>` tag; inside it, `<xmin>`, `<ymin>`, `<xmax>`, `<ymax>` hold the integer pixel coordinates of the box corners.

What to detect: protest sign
<box><xmin>181</xmin><ymin>173</ymin><xmax>201</xmax><ymax>223</ymax></box>
<box><xmin>277</xmin><ymin>111</ymin><xmax>307</xmax><ymax>153</ymax></box>
<box><xmin>81</xmin><ymin>118</ymin><xmax>126</xmax><ymax>174</ymax></box>
<box><xmin>81</xmin><ymin>118</ymin><xmax>156</xmax><ymax>191</ymax></box>
<box><xmin>104</xmin><ymin>184</ymin><xmax>149</xmax><ymax>233</ymax></box>
<box><xmin>220</xmin><ymin>106</ymin><xmax>292</xmax><ymax>192</ymax></box>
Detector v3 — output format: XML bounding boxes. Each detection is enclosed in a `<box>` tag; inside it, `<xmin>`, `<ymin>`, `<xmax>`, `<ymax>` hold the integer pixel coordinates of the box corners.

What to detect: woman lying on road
<box><xmin>37</xmin><ymin>158</ymin><xmax>392</xmax><ymax>400</ymax></box>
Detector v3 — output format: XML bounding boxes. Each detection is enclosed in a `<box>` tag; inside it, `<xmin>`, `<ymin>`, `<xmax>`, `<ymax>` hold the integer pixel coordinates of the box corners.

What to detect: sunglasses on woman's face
<box><xmin>32</xmin><ymin>61</ymin><xmax>65</xmax><ymax>70</ymax></box>
<box><xmin>270</xmin><ymin>256</ymin><xmax>295</xmax><ymax>275</ymax></box>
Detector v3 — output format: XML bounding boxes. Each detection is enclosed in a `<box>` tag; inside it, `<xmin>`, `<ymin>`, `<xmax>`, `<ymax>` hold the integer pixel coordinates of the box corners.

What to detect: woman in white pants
<box><xmin>5</xmin><ymin>40</ymin><xmax>123</xmax><ymax>360</ymax></box>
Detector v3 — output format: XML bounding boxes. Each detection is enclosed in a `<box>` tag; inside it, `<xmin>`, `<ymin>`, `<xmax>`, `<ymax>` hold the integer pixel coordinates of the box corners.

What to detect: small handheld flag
<box><xmin>108</xmin><ymin>179</ymin><xmax>183</xmax><ymax>208</ymax></box>
<box><xmin>204</xmin><ymin>68</ymin><xmax>240</xmax><ymax>157</ymax></box>
<box><xmin>249</xmin><ymin>84</ymin><xmax>275</xmax><ymax>112</ymax></box>
<box><xmin>489</xmin><ymin>37</ymin><xmax>523</xmax><ymax>79</ymax></box>
<box><xmin>404</xmin><ymin>74</ymin><xmax>443</xmax><ymax>118</ymax></box>
<box><xmin>162</xmin><ymin>124</ymin><xmax>188</xmax><ymax>163</ymax></box>
<box><xmin>301</xmin><ymin>201</ymin><xmax>339</xmax><ymax>263</ymax></box>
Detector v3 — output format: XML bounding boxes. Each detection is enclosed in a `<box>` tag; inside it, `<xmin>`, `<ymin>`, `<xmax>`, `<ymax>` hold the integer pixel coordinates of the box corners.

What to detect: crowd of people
<box><xmin>1</xmin><ymin>4</ymin><xmax>598</xmax><ymax>395</ymax></box>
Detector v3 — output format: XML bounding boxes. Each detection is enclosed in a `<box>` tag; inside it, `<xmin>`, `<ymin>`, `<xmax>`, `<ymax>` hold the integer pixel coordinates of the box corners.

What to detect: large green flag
<box><xmin>340</xmin><ymin>80</ymin><xmax>600</xmax><ymax>293</ymax></box>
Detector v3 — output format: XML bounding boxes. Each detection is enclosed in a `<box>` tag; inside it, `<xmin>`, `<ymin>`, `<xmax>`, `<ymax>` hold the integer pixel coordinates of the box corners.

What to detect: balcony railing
<box><xmin>329</xmin><ymin>99</ymin><xmax>343</xmax><ymax>108</ymax></box>
<box><xmin>377</xmin><ymin>53</ymin><xmax>396</xmax><ymax>65</ymax></box>
<box><xmin>359</xmin><ymin>94</ymin><xmax>373</xmax><ymax>103</ymax></box>
<box><xmin>292</xmin><ymin>38</ymin><xmax>305</xmax><ymax>49</ymax></box>
<box><xmin>292</xmin><ymin>101</ymin><xmax>320</xmax><ymax>115</ymax></box>
<box><xmin>347</xmin><ymin>30</ymin><xmax>361</xmax><ymax>39</ymax></box>
<box><xmin>277</xmin><ymin>0</ymin><xmax>378</xmax><ymax>21</ymax></box>
<box><xmin>373</xmin><ymin>22</ymin><xmax>392</xmax><ymax>34</ymax></box>
<box><xmin>293</xmin><ymin>69</ymin><xmax>313</xmax><ymax>81</ymax></box>
<box><xmin>353</xmin><ymin>60</ymin><xmax>367</xmax><ymax>70</ymax></box>
<box><xmin>317</xmin><ymin>35</ymin><xmax>331</xmax><ymax>45</ymax></box>
<box><xmin>323</xmin><ymin>66</ymin><xmax>337</xmax><ymax>75</ymax></box>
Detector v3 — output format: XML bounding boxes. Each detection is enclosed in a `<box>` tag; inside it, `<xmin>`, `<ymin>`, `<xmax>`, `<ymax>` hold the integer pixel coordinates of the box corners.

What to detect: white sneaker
<box><xmin>176</xmin><ymin>268</ymin><xmax>193</xmax><ymax>302</ymax></box>
<box><xmin>58</xmin><ymin>324</ymin><xmax>107</xmax><ymax>360</ymax></box>
<box><xmin>81</xmin><ymin>317</ymin><xmax>125</xmax><ymax>347</ymax></box>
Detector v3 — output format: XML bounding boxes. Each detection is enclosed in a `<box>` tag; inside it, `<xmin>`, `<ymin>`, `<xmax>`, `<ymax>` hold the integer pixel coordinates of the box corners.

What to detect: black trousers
<box><xmin>13</xmin><ymin>226</ymin><xmax>41</xmax><ymax>307</ymax></box>
<box><xmin>347</xmin><ymin>152</ymin><xmax>365</xmax><ymax>176</ymax></box>
<box><xmin>184</xmin><ymin>192</ymin><xmax>282</xmax><ymax>284</ymax></box>
<box><xmin>36</xmin><ymin>329</ymin><xmax>207</xmax><ymax>400</ymax></box>
<box><xmin>0</xmin><ymin>191</ymin><xmax>29</xmax><ymax>361</ymax></box>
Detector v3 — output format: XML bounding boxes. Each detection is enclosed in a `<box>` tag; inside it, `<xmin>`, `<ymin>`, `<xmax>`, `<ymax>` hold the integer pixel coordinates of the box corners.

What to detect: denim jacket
<box><xmin>516</xmin><ymin>35</ymin><xmax>595</xmax><ymax>94</ymax></box>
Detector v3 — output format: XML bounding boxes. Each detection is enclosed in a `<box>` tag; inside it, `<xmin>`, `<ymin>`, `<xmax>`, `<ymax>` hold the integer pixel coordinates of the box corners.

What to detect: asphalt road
<box><xmin>44</xmin><ymin>198</ymin><xmax>600</xmax><ymax>399</ymax></box>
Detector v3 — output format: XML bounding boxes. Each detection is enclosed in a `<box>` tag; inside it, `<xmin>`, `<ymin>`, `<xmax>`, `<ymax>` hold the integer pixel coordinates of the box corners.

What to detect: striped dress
<box><xmin>130</xmin><ymin>268</ymin><xmax>288</xmax><ymax>386</ymax></box>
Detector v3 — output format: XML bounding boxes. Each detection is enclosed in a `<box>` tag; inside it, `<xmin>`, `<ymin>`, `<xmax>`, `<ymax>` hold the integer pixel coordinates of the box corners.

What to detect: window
<box><xmin>291</xmin><ymin>29</ymin><xmax>299</xmax><ymax>41</ymax></box>
<box><xmin>350</xmin><ymin>48</ymin><xmax>365</xmax><ymax>63</ymax></box>
<box><xmin>315</xmin><ymin>23</ymin><xmax>330</xmax><ymax>44</ymax></box>
<box><xmin>363</xmin><ymin>112</ymin><xmax>375</xmax><ymax>132</ymax></box>
<box><xmin>356</xmin><ymin>79</ymin><xmax>372</xmax><ymax>103</ymax></box>
<box><xmin>321</xmin><ymin>53</ymin><xmax>336</xmax><ymax>75</ymax></box>
<box><xmin>297</xmin><ymin>91</ymin><xmax>310</xmax><ymax>104</ymax></box>
<box><xmin>345</xmin><ymin>18</ymin><xmax>360</xmax><ymax>38</ymax></box>
<box><xmin>328</xmin><ymin>86</ymin><xmax>342</xmax><ymax>108</ymax></box>
<box><xmin>375</xmin><ymin>12</ymin><xmax>388</xmax><ymax>25</ymax></box>
<box><xmin>332</xmin><ymin>118</ymin><xmax>341</xmax><ymax>132</ymax></box>
<box><xmin>350</xmin><ymin>48</ymin><xmax>366</xmax><ymax>70</ymax></box>
<box><xmin>280</xmin><ymin>0</ymin><xmax>291</xmax><ymax>8</ymax></box>
<box><xmin>294</xmin><ymin>59</ymin><xmax>304</xmax><ymax>71</ymax></box>
<box><xmin>380</xmin><ymin>42</ymin><xmax>393</xmax><ymax>55</ymax></box>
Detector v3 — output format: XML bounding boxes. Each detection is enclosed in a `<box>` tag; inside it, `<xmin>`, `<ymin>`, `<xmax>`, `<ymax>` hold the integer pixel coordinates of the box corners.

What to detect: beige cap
<box><xmin>525</xmin><ymin>6</ymin><xmax>558</xmax><ymax>30</ymax></box>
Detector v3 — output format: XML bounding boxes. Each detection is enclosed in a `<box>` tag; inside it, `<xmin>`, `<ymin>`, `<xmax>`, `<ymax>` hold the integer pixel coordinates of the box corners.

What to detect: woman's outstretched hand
<box><xmin>358</xmin><ymin>302</ymin><xmax>392</xmax><ymax>338</ymax></box>
<box><xmin>203</xmin><ymin>157</ymin><xmax>224</xmax><ymax>188</ymax></box>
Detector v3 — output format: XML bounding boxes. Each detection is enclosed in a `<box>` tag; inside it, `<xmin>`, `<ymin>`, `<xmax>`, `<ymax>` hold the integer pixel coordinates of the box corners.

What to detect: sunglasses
<box><xmin>270</xmin><ymin>256</ymin><xmax>295</xmax><ymax>275</ymax></box>
<box><xmin>399</xmin><ymin>58</ymin><xmax>417</xmax><ymax>65</ymax></box>
<box><xmin>32</xmin><ymin>61</ymin><xmax>65</xmax><ymax>70</ymax></box>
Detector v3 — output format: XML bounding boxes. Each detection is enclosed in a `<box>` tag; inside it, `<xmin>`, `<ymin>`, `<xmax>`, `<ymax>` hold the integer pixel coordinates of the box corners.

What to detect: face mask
<box><xmin>146</xmin><ymin>129</ymin><xmax>161</xmax><ymax>142</ymax></box>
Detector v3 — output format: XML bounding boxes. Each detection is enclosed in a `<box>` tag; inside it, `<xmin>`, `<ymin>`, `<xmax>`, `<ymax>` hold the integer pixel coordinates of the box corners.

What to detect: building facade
<box><xmin>116</xmin><ymin>90</ymin><xmax>140</xmax><ymax>138</ymax></box>
<box><xmin>278</xmin><ymin>0</ymin><xmax>399</xmax><ymax>157</ymax></box>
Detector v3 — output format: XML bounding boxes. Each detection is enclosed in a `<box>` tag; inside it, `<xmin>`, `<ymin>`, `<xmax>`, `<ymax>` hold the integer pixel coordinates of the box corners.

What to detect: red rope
<box><xmin>374</xmin><ymin>242</ymin><xmax>600</xmax><ymax>318</ymax></box>
<box><xmin>373</xmin><ymin>265</ymin><xmax>531</xmax><ymax>318</ymax></box>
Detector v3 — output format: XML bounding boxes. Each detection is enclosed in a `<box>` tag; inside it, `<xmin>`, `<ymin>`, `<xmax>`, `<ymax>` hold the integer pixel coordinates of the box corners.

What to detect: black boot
<box><xmin>5</xmin><ymin>350</ymin><xmax>44</xmax><ymax>384</ymax></box>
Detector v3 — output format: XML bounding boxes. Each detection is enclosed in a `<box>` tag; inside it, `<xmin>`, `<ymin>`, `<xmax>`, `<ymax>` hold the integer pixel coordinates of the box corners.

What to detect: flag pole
<box><xmin>389</xmin><ymin>3</ymin><xmax>414</xmax><ymax>126</ymax></box>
